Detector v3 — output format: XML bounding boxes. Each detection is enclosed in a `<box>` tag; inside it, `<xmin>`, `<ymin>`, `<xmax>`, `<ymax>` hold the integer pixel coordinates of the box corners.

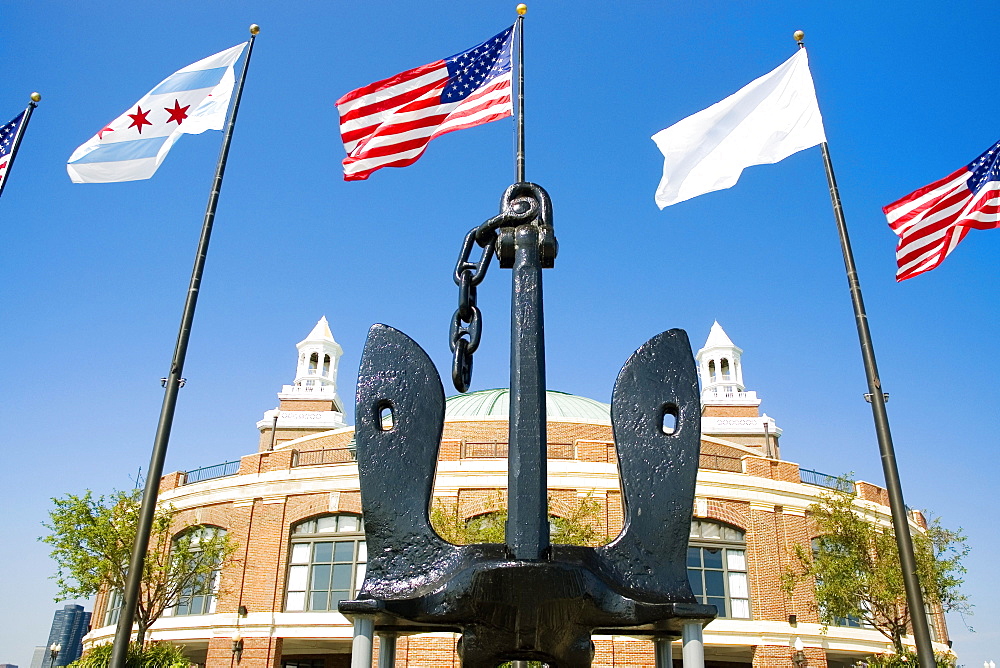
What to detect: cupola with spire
<box><xmin>696</xmin><ymin>321</ymin><xmax>755</xmax><ymax>406</ymax></box>
<box><xmin>256</xmin><ymin>317</ymin><xmax>347</xmax><ymax>451</ymax></box>
<box><xmin>696</xmin><ymin>321</ymin><xmax>781</xmax><ymax>458</ymax></box>
<box><xmin>282</xmin><ymin>316</ymin><xmax>344</xmax><ymax>408</ymax></box>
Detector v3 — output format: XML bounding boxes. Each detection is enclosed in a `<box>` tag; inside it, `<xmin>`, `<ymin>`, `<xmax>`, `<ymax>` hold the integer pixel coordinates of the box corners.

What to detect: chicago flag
<box><xmin>67</xmin><ymin>43</ymin><xmax>246</xmax><ymax>183</ymax></box>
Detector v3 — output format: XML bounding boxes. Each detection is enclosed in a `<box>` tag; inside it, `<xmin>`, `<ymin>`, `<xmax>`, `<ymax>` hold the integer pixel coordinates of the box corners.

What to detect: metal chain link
<box><xmin>448</xmin><ymin>183</ymin><xmax>550</xmax><ymax>393</ymax></box>
<box><xmin>450</xmin><ymin>228</ymin><xmax>494</xmax><ymax>392</ymax></box>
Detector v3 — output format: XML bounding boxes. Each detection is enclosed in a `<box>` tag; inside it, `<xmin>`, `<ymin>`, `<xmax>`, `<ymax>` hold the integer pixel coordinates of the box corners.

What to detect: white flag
<box><xmin>67</xmin><ymin>43</ymin><xmax>246</xmax><ymax>183</ymax></box>
<box><xmin>652</xmin><ymin>49</ymin><xmax>826</xmax><ymax>208</ymax></box>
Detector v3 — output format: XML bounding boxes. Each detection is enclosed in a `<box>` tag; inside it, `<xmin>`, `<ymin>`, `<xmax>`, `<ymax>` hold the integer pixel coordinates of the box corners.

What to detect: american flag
<box><xmin>337</xmin><ymin>25</ymin><xmax>515</xmax><ymax>181</ymax></box>
<box><xmin>883</xmin><ymin>138</ymin><xmax>1000</xmax><ymax>281</ymax></box>
<box><xmin>0</xmin><ymin>111</ymin><xmax>27</xmax><ymax>194</ymax></box>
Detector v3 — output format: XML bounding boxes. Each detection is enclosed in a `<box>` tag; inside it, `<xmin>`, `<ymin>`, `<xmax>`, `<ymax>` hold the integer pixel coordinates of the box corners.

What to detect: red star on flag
<box><xmin>127</xmin><ymin>106</ymin><xmax>152</xmax><ymax>134</ymax></box>
<box><xmin>164</xmin><ymin>99</ymin><xmax>190</xmax><ymax>125</ymax></box>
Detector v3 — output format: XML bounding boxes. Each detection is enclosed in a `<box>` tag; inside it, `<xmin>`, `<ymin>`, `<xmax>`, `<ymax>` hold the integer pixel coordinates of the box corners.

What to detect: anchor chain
<box><xmin>449</xmin><ymin>183</ymin><xmax>554</xmax><ymax>392</ymax></box>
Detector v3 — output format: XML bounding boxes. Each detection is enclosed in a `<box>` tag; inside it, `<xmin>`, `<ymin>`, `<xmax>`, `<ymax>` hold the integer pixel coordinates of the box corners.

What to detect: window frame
<box><xmin>284</xmin><ymin>514</ymin><xmax>367</xmax><ymax>613</ymax></box>
<box><xmin>688</xmin><ymin>519</ymin><xmax>751</xmax><ymax>620</ymax></box>
<box><xmin>166</xmin><ymin>525</ymin><xmax>226</xmax><ymax>617</ymax></box>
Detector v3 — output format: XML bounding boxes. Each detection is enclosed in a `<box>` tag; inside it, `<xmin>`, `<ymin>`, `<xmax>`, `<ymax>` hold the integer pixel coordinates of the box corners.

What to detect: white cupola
<box><xmin>695</xmin><ymin>321</ymin><xmax>759</xmax><ymax>407</ymax></box>
<box><xmin>279</xmin><ymin>316</ymin><xmax>344</xmax><ymax>411</ymax></box>
<box><xmin>258</xmin><ymin>317</ymin><xmax>347</xmax><ymax>449</ymax></box>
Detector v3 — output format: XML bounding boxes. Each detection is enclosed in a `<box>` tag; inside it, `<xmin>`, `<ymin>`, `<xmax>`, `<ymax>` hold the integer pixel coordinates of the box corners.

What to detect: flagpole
<box><xmin>0</xmin><ymin>92</ymin><xmax>40</xmax><ymax>199</ymax></box>
<box><xmin>797</xmin><ymin>32</ymin><xmax>936</xmax><ymax>668</ymax></box>
<box><xmin>515</xmin><ymin>3</ymin><xmax>526</xmax><ymax>182</ymax></box>
<box><xmin>109</xmin><ymin>25</ymin><xmax>259</xmax><ymax>668</ymax></box>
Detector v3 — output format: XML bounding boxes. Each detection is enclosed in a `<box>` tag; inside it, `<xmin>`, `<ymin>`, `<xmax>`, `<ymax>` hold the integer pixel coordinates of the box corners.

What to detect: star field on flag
<box><xmin>337</xmin><ymin>25</ymin><xmax>515</xmax><ymax>181</ymax></box>
<box><xmin>0</xmin><ymin>111</ymin><xmax>27</xmax><ymax>194</ymax></box>
<box><xmin>67</xmin><ymin>42</ymin><xmax>247</xmax><ymax>183</ymax></box>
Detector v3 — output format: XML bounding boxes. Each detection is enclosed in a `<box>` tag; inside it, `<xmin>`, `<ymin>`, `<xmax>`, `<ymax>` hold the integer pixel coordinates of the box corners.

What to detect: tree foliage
<box><xmin>41</xmin><ymin>489</ymin><xmax>236</xmax><ymax>644</ymax></box>
<box><xmin>784</xmin><ymin>482</ymin><xmax>969</xmax><ymax>652</ymax></box>
<box><xmin>857</xmin><ymin>649</ymin><xmax>956</xmax><ymax>668</ymax></box>
<box><xmin>68</xmin><ymin>641</ymin><xmax>190</xmax><ymax>668</ymax></box>
<box><xmin>430</xmin><ymin>492</ymin><xmax>606</xmax><ymax>546</ymax></box>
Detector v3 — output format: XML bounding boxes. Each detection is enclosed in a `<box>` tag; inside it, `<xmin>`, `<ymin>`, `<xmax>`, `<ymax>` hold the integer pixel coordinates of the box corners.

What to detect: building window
<box><xmin>285</xmin><ymin>514</ymin><xmax>366</xmax><ymax>612</ymax></box>
<box><xmin>169</xmin><ymin>526</ymin><xmax>226</xmax><ymax>616</ymax></box>
<box><xmin>103</xmin><ymin>590</ymin><xmax>123</xmax><ymax>627</ymax></box>
<box><xmin>688</xmin><ymin>519</ymin><xmax>750</xmax><ymax>619</ymax></box>
<box><xmin>283</xmin><ymin>660</ymin><xmax>326</xmax><ymax>668</ymax></box>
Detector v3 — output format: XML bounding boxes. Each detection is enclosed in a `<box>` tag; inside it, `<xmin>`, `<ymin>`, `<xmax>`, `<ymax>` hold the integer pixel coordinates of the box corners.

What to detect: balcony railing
<box><xmin>291</xmin><ymin>446</ymin><xmax>356</xmax><ymax>467</ymax></box>
<box><xmin>799</xmin><ymin>468</ymin><xmax>853</xmax><ymax>492</ymax></box>
<box><xmin>183</xmin><ymin>460</ymin><xmax>240</xmax><ymax>485</ymax></box>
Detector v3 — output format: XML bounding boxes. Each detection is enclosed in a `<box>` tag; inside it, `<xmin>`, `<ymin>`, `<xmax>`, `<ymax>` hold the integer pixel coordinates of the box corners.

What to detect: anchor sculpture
<box><xmin>340</xmin><ymin>183</ymin><xmax>715</xmax><ymax>667</ymax></box>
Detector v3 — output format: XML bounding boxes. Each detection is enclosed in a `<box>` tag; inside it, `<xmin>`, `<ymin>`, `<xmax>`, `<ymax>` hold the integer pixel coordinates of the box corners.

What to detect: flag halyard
<box><xmin>337</xmin><ymin>25</ymin><xmax>515</xmax><ymax>181</ymax></box>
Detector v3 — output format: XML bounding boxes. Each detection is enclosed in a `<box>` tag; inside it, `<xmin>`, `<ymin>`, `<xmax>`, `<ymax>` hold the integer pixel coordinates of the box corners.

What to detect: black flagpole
<box><xmin>797</xmin><ymin>32</ymin><xmax>936</xmax><ymax>667</ymax></box>
<box><xmin>109</xmin><ymin>25</ymin><xmax>259</xmax><ymax>668</ymax></box>
<box><xmin>515</xmin><ymin>3</ymin><xmax>526</xmax><ymax>182</ymax></box>
<box><xmin>0</xmin><ymin>92</ymin><xmax>41</xmax><ymax>200</ymax></box>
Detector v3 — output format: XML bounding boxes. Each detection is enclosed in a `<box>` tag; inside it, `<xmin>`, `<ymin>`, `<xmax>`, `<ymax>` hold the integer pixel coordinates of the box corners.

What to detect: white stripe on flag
<box><xmin>67</xmin><ymin>42</ymin><xmax>245</xmax><ymax>183</ymax></box>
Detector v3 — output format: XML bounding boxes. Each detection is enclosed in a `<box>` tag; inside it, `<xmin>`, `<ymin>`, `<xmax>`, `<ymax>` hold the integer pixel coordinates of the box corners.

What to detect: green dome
<box><xmin>445</xmin><ymin>389</ymin><xmax>611</xmax><ymax>423</ymax></box>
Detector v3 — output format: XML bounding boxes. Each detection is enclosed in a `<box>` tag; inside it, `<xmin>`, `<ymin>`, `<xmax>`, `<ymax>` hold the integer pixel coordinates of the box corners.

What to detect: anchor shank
<box><xmin>506</xmin><ymin>223</ymin><xmax>549</xmax><ymax>560</ymax></box>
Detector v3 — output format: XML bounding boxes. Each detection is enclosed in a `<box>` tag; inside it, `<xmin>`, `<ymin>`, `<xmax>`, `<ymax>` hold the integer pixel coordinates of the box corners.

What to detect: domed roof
<box><xmin>445</xmin><ymin>389</ymin><xmax>611</xmax><ymax>423</ymax></box>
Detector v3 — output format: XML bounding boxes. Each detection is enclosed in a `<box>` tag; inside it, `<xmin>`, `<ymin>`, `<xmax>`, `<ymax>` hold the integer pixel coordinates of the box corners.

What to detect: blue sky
<box><xmin>1</xmin><ymin>2</ymin><xmax>996</xmax><ymax>666</ymax></box>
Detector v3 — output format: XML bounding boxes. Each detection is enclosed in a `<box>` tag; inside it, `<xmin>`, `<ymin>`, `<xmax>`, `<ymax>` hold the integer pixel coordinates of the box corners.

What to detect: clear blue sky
<box><xmin>1</xmin><ymin>2</ymin><xmax>995</xmax><ymax>666</ymax></box>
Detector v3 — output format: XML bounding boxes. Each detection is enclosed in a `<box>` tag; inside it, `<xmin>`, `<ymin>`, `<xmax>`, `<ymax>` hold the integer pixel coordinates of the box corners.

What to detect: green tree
<box><xmin>430</xmin><ymin>492</ymin><xmax>606</xmax><ymax>546</ymax></box>
<box><xmin>784</xmin><ymin>482</ymin><xmax>969</xmax><ymax>653</ymax></box>
<box><xmin>68</xmin><ymin>641</ymin><xmax>190</xmax><ymax>668</ymax></box>
<box><xmin>42</xmin><ymin>489</ymin><xmax>236</xmax><ymax>645</ymax></box>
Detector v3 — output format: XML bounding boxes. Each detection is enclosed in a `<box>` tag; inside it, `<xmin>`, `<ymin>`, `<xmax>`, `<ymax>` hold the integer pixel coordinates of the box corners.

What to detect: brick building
<box><xmin>84</xmin><ymin>319</ymin><xmax>950</xmax><ymax>667</ymax></box>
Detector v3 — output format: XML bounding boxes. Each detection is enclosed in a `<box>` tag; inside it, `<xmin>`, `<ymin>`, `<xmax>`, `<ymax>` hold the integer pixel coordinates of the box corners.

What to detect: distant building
<box><xmin>83</xmin><ymin>319</ymin><xmax>951</xmax><ymax>667</ymax></box>
<box><xmin>29</xmin><ymin>647</ymin><xmax>45</xmax><ymax>668</ymax></box>
<box><xmin>1</xmin><ymin>662</ymin><xmax>21</xmax><ymax>668</ymax></box>
<box><xmin>41</xmin><ymin>605</ymin><xmax>90</xmax><ymax>667</ymax></box>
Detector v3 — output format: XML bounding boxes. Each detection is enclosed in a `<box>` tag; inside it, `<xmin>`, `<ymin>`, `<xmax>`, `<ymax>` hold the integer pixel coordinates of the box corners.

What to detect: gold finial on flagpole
<box><xmin>516</xmin><ymin>4</ymin><xmax>527</xmax><ymax>15</ymax></box>
<box><xmin>30</xmin><ymin>92</ymin><xmax>41</xmax><ymax>103</ymax></box>
<box><xmin>793</xmin><ymin>30</ymin><xmax>805</xmax><ymax>48</ymax></box>
<box><xmin>249</xmin><ymin>24</ymin><xmax>260</xmax><ymax>35</ymax></box>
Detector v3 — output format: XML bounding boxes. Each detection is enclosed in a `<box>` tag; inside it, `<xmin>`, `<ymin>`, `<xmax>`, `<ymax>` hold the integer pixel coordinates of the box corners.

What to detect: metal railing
<box><xmin>183</xmin><ymin>460</ymin><xmax>240</xmax><ymax>485</ymax></box>
<box><xmin>699</xmin><ymin>453</ymin><xmax>743</xmax><ymax>472</ymax></box>
<box><xmin>291</xmin><ymin>446</ymin><xmax>356</xmax><ymax>467</ymax></box>
<box><xmin>799</xmin><ymin>468</ymin><xmax>853</xmax><ymax>492</ymax></box>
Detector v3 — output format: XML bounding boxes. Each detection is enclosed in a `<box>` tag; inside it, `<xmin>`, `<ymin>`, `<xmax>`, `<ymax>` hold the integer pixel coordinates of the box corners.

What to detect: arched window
<box><xmin>720</xmin><ymin>358</ymin><xmax>731</xmax><ymax>381</ymax></box>
<box><xmin>308</xmin><ymin>352</ymin><xmax>319</xmax><ymax>372</ymax></box>
<box><xmin>322</xmin><ymin>354</ymin><xmax>331</xmax><ymax>376</ymax></box>
<box><xmin>169</xmin><ymin>526</ymin><xmax>226</xmax><ymax>616</ymax></box>
<box><xmin>688</xmin><ymin>519</ymin><xmax>750</xmax><ymax>619</ymax></box>
<box><xmin>708</xmin><ymin>360</ymin><xmax>717</xmax><ymax>382</ymax></box>
<box><xmin>285</xmin><ymin>514</ymin><xmax>366</xmax><ymax>612</ymax></box>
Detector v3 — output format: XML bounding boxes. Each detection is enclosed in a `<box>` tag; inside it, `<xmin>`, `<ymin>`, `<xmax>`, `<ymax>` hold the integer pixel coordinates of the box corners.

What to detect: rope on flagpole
<box><xmin>0</xmin><ymin>92</ymin><xmax>41</xmax><ymax>200</ymax></box>
<box><xmin>108</xmin><ymin>25</ymin><xmax>260</xmax><ymax>668</ymax></box>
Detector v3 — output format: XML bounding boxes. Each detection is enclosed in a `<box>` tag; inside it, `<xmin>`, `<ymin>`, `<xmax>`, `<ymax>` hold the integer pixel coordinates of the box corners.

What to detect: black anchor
<box><xmin>340</xmin><ymin>184</ymin><xmax>715</xmax><ymax>667</ymax></box>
